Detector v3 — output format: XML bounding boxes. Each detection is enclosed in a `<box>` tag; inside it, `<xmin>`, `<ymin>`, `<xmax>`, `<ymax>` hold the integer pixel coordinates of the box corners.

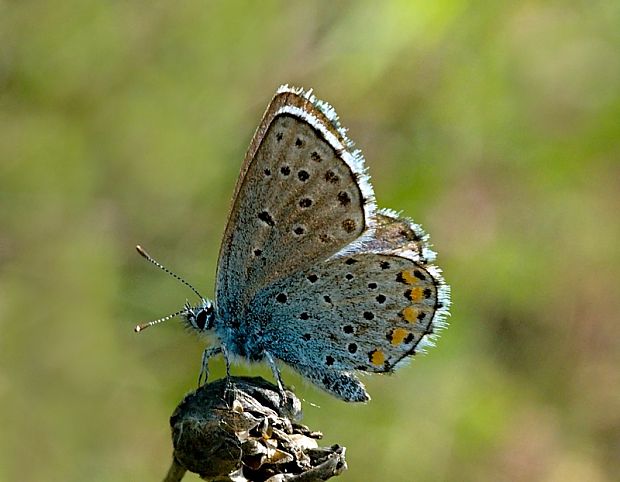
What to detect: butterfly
<box><xmin>135</xmin><ymin>85</ymin><xmax>450</xmax><ymax>402</ymax></box>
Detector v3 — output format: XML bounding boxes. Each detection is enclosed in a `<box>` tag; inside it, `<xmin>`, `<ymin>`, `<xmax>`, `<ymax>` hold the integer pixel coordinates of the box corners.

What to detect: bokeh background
<box><xmin>1</xmin><ymin>1</ymin><xmax>619</xmax><ymax>481</ymax></box>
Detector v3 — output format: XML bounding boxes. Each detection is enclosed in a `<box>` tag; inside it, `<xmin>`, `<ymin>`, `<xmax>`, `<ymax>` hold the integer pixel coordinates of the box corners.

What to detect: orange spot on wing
<box><xmin>401</xmin><ymin>306</ymin><xmax>419</xmax><ymax>323</ymax></box>
<box><xmin>390</xmin><ymin>328</ymin><xmax>410</xmax><ymax>346</ymax></box>
<box><xmin>399</xmin><ymin>270</ymin><xmax>418</xmax><ymax>284</ymax></box>
<box><xmin>409</xmin><ymin>287</ymin><xmax>423</xmax><ymax>302</ymax></box>
<box><xmin>370</xmin><ymin>349</ymin><xmax>385</xmax><ymax>366</ymax></box>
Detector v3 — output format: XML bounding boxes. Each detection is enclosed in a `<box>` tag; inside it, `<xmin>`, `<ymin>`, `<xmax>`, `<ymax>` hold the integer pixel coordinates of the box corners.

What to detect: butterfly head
<box><xmin>183</xmin><ymin>298</ymin><xmax>215</xmax><ymax>333</ymax></box>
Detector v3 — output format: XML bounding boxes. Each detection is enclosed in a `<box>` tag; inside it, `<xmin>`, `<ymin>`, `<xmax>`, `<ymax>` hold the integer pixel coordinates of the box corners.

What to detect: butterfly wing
<box><xmin>362</xmin><ymin>208</ymin><xmax>437</xmax><ymax>265</ymax></box>
<box><xmin>215</xmin><ymin>86</ymin><xmax>376</xmax><ymax>320</ymax></box>
<box><xmin>247</xmin><ymin>211</ymin><xmax>450</xmax><ymax>401</ymax></box>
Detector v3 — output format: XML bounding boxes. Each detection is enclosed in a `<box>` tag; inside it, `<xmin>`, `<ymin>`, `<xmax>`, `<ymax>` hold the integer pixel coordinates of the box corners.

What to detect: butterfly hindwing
<box><xmin>250</xmin><ymin>253</ymin><xmax>444</xmax><ymax>375</ymax></box>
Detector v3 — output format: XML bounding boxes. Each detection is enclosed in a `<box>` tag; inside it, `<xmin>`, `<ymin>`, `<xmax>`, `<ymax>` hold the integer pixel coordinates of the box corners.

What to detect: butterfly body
<box><xmin>154</xmin><ymin>85</ymin><xmax>450</xmax><ymax>402</ymax></box>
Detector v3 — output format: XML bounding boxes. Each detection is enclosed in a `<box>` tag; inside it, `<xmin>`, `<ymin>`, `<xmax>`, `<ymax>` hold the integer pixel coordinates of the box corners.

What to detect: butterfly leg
<box><xmin>264</xmin><ymin>351</ymin><xmax>289</xmax><ymax>405</ymax></box>
<box><xmin>198</xmin><ymin>346</ymin><xmax>222</xmax><ymax>386</ymax></box>
<box><xmin>222</xmin><ymin>344</ymin><xmax>232</xmax><ymax>377</ymax></box>
<box><xmin>221</xmin><ymin>344</ymin><xmax>234</xmax><ymax>394</ymax></box>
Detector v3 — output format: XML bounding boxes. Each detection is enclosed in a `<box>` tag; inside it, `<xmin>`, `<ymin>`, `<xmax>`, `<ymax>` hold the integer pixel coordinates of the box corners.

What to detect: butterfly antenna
<box><xmin>134</xmin><ymin>307</ymin><xmax>187</xmax><ymax>333</ymax></box>
<box><xmin>135</xmin><ymin>245</ymin><xmax>204</xmax><ymax>300</ymax></box>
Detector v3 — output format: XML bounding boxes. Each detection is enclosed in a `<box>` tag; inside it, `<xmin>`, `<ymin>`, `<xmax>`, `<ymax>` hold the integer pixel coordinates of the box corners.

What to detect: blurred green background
<box><xmin>1</xmin><ymin>1</ymin><xmax>619</xmax><ymax>481</ymax></box>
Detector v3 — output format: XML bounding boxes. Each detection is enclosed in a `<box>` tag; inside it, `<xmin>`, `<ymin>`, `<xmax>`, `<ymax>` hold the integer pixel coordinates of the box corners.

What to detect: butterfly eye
<box><xmin>195</xmin><ymin>310</ymin><xmax>208</xmax><ymax>330</ymax></box>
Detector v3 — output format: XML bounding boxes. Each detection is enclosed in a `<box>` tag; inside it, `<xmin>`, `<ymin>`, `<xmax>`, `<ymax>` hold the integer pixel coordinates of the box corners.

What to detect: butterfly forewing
<box><xmin>216</xmin><ymin>89</ymin><xmax>375</xmax><ymax>318</ymax></box>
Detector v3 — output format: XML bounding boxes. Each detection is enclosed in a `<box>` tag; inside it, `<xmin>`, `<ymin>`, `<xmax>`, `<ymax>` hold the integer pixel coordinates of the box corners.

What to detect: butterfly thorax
<box><xmin>212</xmin><ymin>304</ymin><xmax>269</xmax><ymax>362</ymax></box>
